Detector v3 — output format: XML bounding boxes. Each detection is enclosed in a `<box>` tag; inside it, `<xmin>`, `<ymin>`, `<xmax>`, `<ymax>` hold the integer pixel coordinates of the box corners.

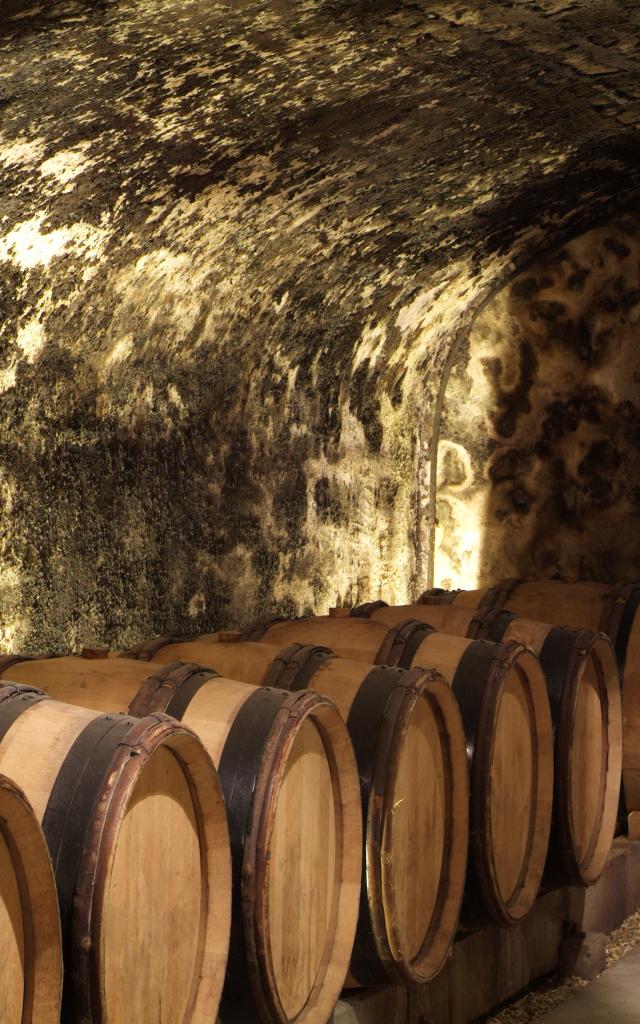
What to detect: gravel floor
<box><xmin>482</xmin><ymin>910</ymin><xmax>640</xmax><ymax>1022</ymax></box>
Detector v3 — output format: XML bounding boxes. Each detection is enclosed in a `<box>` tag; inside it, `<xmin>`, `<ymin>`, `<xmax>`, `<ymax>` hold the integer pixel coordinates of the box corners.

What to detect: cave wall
<box><xmin>1</xmin><ymin>0</ymin><xmax>640</xmax><ymax>652</ymax></box>
<box><xmin>435</xmin><ymin>210</ymin><xmax>640</xmax><ymax>589</ymax></box>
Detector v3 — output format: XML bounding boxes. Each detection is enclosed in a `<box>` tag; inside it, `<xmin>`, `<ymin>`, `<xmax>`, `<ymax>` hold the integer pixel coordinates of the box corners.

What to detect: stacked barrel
<box><xmin>0</xmin><ymin>633</ymin><xmax>474</xmax><ymax>1019</ymax></box>
<box><xmin>234</xmin><ymin>599</ymin><xmax>621</xmax><ymax>891</ymax></box>
<box><xmin>0</xmin><ymin>574</ymin><xmax>625</xmax><ymax>1021</ymax></box>
<box><xmin>121</xmin><ymin>644</ymin><xmax>470</xmax><ymax>980</ymax></box>
<box><xmin>0</xmin><ymin>656</ymin><xmax>362</xmax><ymax>1023</ymax></box>
<box><xmin>0</xmin><ymin>677</ymin><xmax>232</xmax><ymax>1024</ymax></box>
<box><xmin>346</xmin><ymin>599</ymin><xmax>623</xmax><ymax>886</ymax></box>
<box><xmin>126</xmin><ymin>628</ymin><xmax>553</xmax><ymax>929</ymax></box>
<box><xmin>419</xmin><ymin>579</ymin><xmax>631</xmax><ymax>818</ymax></box>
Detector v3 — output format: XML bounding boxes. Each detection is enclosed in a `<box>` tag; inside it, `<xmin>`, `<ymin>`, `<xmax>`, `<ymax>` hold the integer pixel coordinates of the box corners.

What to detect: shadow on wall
<box><xmin>433</xmin><ymin>207</ymin><xmax>640</xmax><ymax>590</ymax></box>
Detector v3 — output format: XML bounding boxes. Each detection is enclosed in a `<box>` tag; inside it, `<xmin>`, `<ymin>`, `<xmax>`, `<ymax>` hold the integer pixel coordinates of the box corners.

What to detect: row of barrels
<box><xmin>0</xmin><ymin>669</ymin><xmax>360</xmax><ymax>1024</ymax></box>
<box><xmin>415</xmin><ymin>578</ymin><xmax>640</xmax><ymax>815</ymax></box>
<box><xmin>0</xmin><ymin>576</ymin><xmax>625</xmax><ymax>1023</ymax></box>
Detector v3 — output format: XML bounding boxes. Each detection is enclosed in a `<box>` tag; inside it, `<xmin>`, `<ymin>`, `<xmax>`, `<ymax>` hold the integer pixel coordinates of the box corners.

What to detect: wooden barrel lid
<box><xmin>87</xmin><ymin>715</ymin><xmax>231</xmax><ymax>1024</ymax></box>
<box><xmin>489</xmin><ymin>660</ymin><xmax>535</xmax><ymax>904</ymax></box>
<box><xmin>263</xmin><ymin>713</ymin><xmax>339</xmax><ymax>1016</ymax></box>
<box><xmin>216</xmin><ymin>686</ymin><xmax>361</xmax><ymax>1023</ymax></box>
<box><xmin>0</xmin><ymin>777</ymin><xmax>62</xmax><ymax>1024</ymax></box>
<box><xmin>553</xmin><ymin>632</ymin><xmax>622</xmax><ymax>884</ymax></box>
<box><xmin>356</xmin><ymin>669</ymin><xmax>468</xmax><ymax>983</ymax></box>
<box><xmin>453</xmin><ymin>642</ymin><xmax>554</xmax><ymax>926</ymax></box>
<box><xmin>274</xmin><ymin>661</ymin><xmax>469</xmax><ymax>985</ymax></box>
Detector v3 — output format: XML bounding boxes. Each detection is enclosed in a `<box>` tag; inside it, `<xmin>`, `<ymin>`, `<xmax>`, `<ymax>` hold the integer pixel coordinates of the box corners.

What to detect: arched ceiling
<box><xmin>0</xmin><ymin>0</ymin><xmax>639</xmax><ymax>649</ymax></box>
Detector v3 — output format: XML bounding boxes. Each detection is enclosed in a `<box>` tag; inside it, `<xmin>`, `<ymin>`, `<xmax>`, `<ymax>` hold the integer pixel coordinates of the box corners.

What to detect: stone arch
<box><xmin>431</xmin><ymin>202</ymin><xmax>640</xmax><ymax>590</ymax></box>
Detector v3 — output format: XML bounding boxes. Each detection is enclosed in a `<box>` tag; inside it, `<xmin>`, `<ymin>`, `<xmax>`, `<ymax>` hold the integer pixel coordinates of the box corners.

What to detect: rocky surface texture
<box><xmin>436</xmin><ymin>211</ymin><xmax>640</xmax><ymax>589</ymax></box>
<box><xmin>1</xmin><ymin>0</ymin><xmax>640</xmax><ymax>650</ymax></box>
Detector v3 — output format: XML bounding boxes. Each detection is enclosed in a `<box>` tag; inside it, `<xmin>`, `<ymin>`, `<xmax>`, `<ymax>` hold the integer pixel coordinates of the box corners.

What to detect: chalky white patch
<box><xmin>0</xmin><ymin>136</ymin><xmax>46</xmax><ymax>168</ymax></box>
<box><xmin>0</xmin><ymin>216</ymin><xmax>71</xmax><ymax>269</ymax></box>
<box><xmin>15</xmin><ymin>317</ymin><xmax>45</xmax><ymax>362</ymax></box>
<box><xmin>0</xmin><ymin>215</ymin><xmax>109</xmax><ymax>271</ymax></box>
<box><xmin>40</xmin><ymin>141</ymin><xmax>94</xmax><ymax>186</ymax></box>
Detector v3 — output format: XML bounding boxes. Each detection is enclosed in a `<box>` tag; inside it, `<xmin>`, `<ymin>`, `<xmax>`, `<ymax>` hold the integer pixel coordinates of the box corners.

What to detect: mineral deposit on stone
<box><xmin>1</xmin><ymin>0</ymin><xmax>639</xmax><ymax>650</ymax></box>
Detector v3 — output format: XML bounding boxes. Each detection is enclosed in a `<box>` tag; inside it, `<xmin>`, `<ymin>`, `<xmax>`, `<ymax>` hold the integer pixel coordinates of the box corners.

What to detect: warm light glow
<box><xmin>433</xmin><ymin>214</ymin><xmax>640</xmax><ymax>588</ymax></box>
<box><xmin>0</xmin><ymin>215</ymin><xmax>73</xmax><ymax>270</ymax></box>
<box><xmin>39</xmin><ymin>141</ymin><xmax>94</xmax><ymax>186</ymax></box>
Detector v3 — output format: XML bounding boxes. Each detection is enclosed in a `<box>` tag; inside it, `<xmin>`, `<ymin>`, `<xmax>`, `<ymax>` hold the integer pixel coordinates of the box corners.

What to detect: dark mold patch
<box><xmin>314</xmin><ymin>476</ymin><xmax>346</xmax><ymax>526</ymax></box>
<box><xmin>349</xmin><ymin>359</ymin><xmax>383</xmax><ymax>453</ymax></box>
<box><xmin>486</xmin><ymin>340</ymin><xmax>537</xmax><ymax>438</ymax></box>
<box><xmin>437</xmin><ymin>212</ymin><xmax>640</xmax><ymax>587</ymax></box>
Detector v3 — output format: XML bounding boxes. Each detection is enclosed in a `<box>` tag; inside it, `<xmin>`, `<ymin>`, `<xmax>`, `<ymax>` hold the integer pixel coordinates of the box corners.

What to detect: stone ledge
<box><xmin>568</xmin><ymin>837</ymin><xmax>640</xmax><ymax>936</ymax></box>
<box><xmin>334</xmin><ymin>840</ymin><xmax>640</xmax><ymax>1024</ymax></box>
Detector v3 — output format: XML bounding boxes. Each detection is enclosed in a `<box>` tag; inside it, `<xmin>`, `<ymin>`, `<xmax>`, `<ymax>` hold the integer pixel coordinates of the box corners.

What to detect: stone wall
<box><xmin>435</xmin><ymin>211</ymin><xmax>640</xmax><ymax>589</ymax></box>
<box><xmin>1</xmin><ymin>0</ymin><xmax>640</xmax><ymax>650</ymax></box>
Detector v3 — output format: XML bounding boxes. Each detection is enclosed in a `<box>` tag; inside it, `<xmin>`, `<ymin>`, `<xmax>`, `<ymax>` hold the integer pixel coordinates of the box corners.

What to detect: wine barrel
<box><xmin>124</xmin><ymin>632</ymin><xmax>288</xmax><ymax>685</ymax></box>
<box><xmin>0</xmin><ymin>657</ymin><xmax>361</xmax><ymax>1022</ymax></box>
<box><xmin>244</xmin><ymin>612</ymin><xmax>395</xmax><ymax>663</ymax></box>
<box><xmin>0</xmin><ymin>682</ymin><xmax>231</xmax><ymax>1024</ymax></box>
<box><xmin>0</xmin><ymin>776</ymin><xmax>62</xmax><ymax>1024</ymax></box>
<box><xmin>350</xmin><ymin>602</ymin><xmax>622</xmax><ymax>886</ymax></box>
<box><xmin>122</xmin><ymin>635</ymin><xmax>469</xmax><ymax>982</ymax></box>
<box><xmin>213</xmin><ymin>619</ymin><xmax>553</xmax><ymax>926</ymax></box>
<box><xmin>419</xmin><ymin>580</ymin><xmax>640</xmax><ymax>814</ymax></box>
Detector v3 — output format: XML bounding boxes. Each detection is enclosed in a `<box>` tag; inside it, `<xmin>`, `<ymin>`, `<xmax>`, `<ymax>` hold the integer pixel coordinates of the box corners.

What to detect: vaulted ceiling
<box><xmin>1</xmin><ymin>0</ymin><xmax>639</xmax><ymax>649</ymax></box>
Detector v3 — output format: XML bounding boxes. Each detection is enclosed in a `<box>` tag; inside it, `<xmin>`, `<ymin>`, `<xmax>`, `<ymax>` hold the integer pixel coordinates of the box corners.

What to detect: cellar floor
<box><xmin>536</xmin><ymin>944</ymin><xmax>640</xmax><ymax>1023</ymax></box>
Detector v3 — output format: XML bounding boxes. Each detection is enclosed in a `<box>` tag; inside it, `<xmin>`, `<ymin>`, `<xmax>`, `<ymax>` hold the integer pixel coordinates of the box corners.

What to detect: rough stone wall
<box><xmin>1</xmin><ymin>0</ymin><xmax>640</xmax><ymax>650</ymax></box>
<box><xmin>435</xmin><ymin>210</ymin><xmax>640</xmax><ymax>589</ymax></box>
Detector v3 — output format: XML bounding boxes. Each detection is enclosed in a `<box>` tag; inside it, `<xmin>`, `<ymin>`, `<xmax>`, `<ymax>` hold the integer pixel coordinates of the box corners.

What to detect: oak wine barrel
<box><xmin>0</xmin><ymin>776</ymin><xmax>62</xmax><ymax>1024</ymax></box>
<box><xmin>122</xmin><ymin>634</ymin><xmax>469</xmax><ymax>983</ymax></box>
<box><xmin>349</xmin><ymin>601</ymin><xmax>622</xmax><ymax>886</ymax></box>
<box><xmin>0</xmin><ymin>656</ymin><xmax>361</xmax><ymax>1024</ymax></box>
<box><xmin>419</xmin><ymin>580</ymin><xmax>640</xmax><ymax>814</ymax></box>
<box><xmin>0</xmin><ymin>682</ymin><xmax>231</xmax><ymax>1024</ymax></box>
<box><xmin>210</xmin><ymin>618</ymin><xmax>554</xmax><ymax>927</ymax></box>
